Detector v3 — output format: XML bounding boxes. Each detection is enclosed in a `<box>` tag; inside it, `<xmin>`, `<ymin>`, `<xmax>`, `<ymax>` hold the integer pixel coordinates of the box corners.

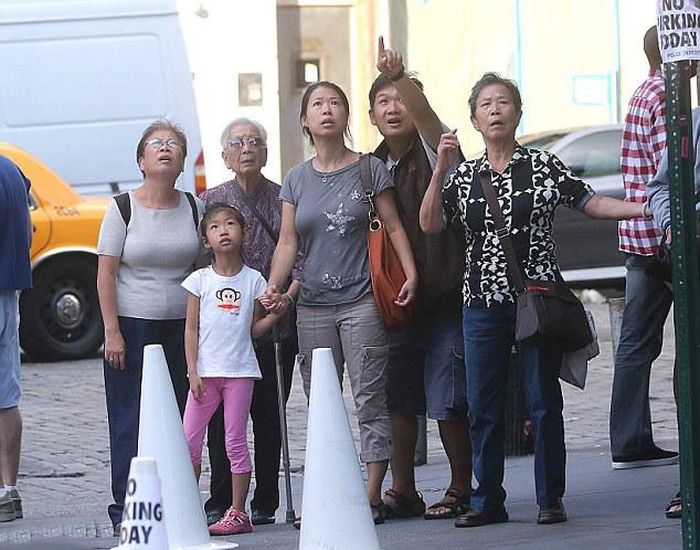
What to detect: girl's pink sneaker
<box><xmin>208</xmin><ymin>508</ymin><xmax>253</xmax><ymax>536</ymax></box>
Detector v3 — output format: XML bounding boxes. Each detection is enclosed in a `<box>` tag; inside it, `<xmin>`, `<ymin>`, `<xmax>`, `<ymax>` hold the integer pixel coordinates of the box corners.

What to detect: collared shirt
<box><xmin>0</xmin><ymin>156</ymin><xmax>32</xmax><ymax>291</ymax></box>
<box><xmin>442</xmin><ymin>145</ymin><xmax>594</xmax><ymax>307</ymax></box>
<box><xmin>200</xmin><ymin>177</ymin><xmax>300</xmax><ymax>341</ymax></box>
<box><xmin>619</xmin><ymin>68</ymin><xmax>666</xmax><ymax>255</ymax></box>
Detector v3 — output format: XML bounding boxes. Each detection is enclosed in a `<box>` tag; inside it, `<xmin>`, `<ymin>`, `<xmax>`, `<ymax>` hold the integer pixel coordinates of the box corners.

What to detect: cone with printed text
<box><xmin>138</xmin><ymin>344</ymin><xmax>238</xmax><ymax>550</ymax></box>
<box><xmin>299</xmin><ymin>347</ymin><xmax>381</xmax><ymax>550</ymax></box>
<box><xmin>113</xmin><ymin>457</ymin><xmax>168</xmax><ymax>550</ymax></box>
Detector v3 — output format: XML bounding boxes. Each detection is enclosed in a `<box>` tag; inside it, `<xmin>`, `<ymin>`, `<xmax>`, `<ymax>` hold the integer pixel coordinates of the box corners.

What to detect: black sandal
<box><xmin>382</xmin><ymin>488</ymin><xmax>426</xmax><ymax>519</ymax></box>
<box><xmin>370</xmin><ymin>501</ymin><xmax>389</xmax><ymax>524</ymax></box>
<box><xmin>424</xmin><ymin>487</ymin><xmax>470</xmax><ymax>520</ymax></box>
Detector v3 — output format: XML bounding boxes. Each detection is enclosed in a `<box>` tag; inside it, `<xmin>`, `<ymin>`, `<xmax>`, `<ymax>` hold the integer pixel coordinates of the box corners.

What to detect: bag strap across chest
<box><xmin>478</xmin><ymin>172</ymin><xmax>526</xmax><ymax>292</ymax></box>
<box><xmin>233</xmin><ymin>182</ymin><xmax>279</xmax><ymax>244</ymax></box>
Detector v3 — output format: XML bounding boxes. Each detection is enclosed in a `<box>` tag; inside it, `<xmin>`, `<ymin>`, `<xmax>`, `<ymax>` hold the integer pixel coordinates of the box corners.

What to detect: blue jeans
<box><xmin>463</xmin><ymin>302</ymin><xmax>565</xmax><ymax>511</ymax></box>
<box><xmin>104</xmin><ymin>316</ymin><xmax>189</xmax><ymax>528</ymax></box>
<box><xmin>609</xmin><ymin>254</ymin><xmax>673</xmax><ymax>458</ymax></box>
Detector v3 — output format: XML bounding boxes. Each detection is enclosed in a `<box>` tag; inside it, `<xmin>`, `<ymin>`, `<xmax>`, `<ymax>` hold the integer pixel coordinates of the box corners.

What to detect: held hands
<box><xmin>260</xmin><ymin>284</ymin><xmax>290</xmax><ymax>315</ymax></box>
<box><xmin>104</xmin><ymin>329</ymin><xmax>126</xmax><ymax>370</ymax></box>
<box><xmin>437</xmin><ymin>130</ymin><xmax>460</xmax><ymax>172</ymax></box>
<box><xmin>395</xmin><ymin>276</ymin><xmax>418</xmax><ymax>307</ymax></box>
<box><xmin>377</xmin><ymin>36</ymin><xmax>404</xmax><ymax>80</ymax></box>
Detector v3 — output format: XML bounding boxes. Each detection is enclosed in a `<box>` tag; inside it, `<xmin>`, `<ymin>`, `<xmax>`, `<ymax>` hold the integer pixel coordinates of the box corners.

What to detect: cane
<box><xmin>273</xmin><ymin>325</ymin><xmax>296</xmax><ymax>524</ymax></box>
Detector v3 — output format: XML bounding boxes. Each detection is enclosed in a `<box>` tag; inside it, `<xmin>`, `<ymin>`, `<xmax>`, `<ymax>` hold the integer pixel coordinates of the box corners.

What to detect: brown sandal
<box><xmin>424</xmin><ymin>487</ymin><xmax>470</xmax><ymax>520</ymax></box>
<box><xmin>382</xmin><ymin>489</ymin><xmax>426</xmax><ymax>519</ymax></box>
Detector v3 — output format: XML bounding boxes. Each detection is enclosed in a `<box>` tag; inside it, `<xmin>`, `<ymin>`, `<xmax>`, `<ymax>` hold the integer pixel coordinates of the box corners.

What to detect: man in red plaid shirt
<box><xmin>609</xmin><ymin>25</ymin><xmax>678</xmax><ymax>470</ymax></box>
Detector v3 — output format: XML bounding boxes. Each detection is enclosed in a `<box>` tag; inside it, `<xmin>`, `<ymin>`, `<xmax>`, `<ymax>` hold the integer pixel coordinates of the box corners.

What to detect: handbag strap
<box><xmin>358</xmin><ymin>153</ymin><xmax>382</xmax><ymax>231</ymax></box>
<box><xmin>234</xmin><ymin>180</ymin><xmax>279</xmax><ymax>243</ymax></box>
<box><xmin>478</xmin><ymin>172</ymin><xmax>526</xmax><ymax>292</ymax></box>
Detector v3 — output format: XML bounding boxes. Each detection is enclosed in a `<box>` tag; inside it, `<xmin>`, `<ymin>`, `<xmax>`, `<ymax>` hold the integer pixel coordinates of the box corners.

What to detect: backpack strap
<box><xmin>184</xmin><ymin>191</ymin><xmax>199</xmax><ymax>229</ymax></box>
<box><xmin>114</xmin><ymin>191</ymin><xmax>198</xmax><ymax>229</ymax></box>
<box><xmin>114</xmin><ymin>192</ymin><xmax>131</xmax><ymax>226</ymax></box>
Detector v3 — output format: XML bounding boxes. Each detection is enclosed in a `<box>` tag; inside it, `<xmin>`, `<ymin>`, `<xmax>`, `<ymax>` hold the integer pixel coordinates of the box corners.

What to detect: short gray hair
<box><xmin>468</xmin><ymin>72</ymin><xmax>522</xmax><ymax>118</ymax></box>
<box><xmin>219</xmin><ymin>117</ymin><xmax>268</xmax><ymax>147</ymax></box>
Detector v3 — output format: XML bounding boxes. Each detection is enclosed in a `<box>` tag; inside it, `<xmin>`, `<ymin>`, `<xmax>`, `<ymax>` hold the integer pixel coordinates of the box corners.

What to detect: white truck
<box><xmin>0</xmin><ymin>0</ymin><xmax>204</xmax><ymax>196</ymax></box>
<box><xmin>0</xmin><ymin>0</ymin><xmax>205</xmax><ymax>361</ymax></box>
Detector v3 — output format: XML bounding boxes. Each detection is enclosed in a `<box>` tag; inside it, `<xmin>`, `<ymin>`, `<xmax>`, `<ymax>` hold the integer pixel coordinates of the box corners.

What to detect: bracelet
<box><xmin>389</xmin><ymin>66</ymin><xmax>405</xmax><ymax>82</ymax></box>
<box><xmin>283</xmin><ymin>293</ymin><xmax>295</xmax><ymax>307</ymax></box>
<box><xmin>641</xmin><ymin>202</ymin><xmax>652</xmax><ymax>220</ymax></box>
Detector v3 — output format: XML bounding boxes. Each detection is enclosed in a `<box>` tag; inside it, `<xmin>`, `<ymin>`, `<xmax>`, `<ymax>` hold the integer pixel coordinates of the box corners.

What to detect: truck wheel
<box><xmin>20</xmin><ymin>258</ymin><xmax>103</xmax><ymax>362</ymax></box>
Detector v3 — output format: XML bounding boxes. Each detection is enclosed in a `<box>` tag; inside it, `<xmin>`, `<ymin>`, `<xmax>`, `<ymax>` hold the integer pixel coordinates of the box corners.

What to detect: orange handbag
<box><xmin>359</xmin><ymin>154</ymin><xmax>416</xmax><ymax>330</ymax></box>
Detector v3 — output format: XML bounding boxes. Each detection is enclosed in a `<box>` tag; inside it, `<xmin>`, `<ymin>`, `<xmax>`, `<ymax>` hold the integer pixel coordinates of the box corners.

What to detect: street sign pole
<box><xmin>663</xmin><ymin>58</ymin><xmax>700</xmax><ymax>549</ymax></box>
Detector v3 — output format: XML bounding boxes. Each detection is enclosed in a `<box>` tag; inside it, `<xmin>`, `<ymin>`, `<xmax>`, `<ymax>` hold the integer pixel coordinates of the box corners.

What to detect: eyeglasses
<box><xmin>145</xmin><ymin>138</ymin><xmax>183</xmax><ymax>150</ymax></box>
<box><xmin>226</xmin><ymin>137</ymin><xmax>265</xmax><ymax>149</ymax></box>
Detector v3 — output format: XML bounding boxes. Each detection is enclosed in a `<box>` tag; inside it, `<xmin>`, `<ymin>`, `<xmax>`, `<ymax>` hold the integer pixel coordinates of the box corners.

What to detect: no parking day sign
<box><xmin>657</xmin><ymin>0</ymin><xmax>700</xmax><ymax>62</ymax></box>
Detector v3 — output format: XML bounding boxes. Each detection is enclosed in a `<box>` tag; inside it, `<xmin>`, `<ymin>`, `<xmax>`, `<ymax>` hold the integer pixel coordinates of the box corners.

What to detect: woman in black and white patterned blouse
<box><xmin>420</xmin><ymin>73</ymin><xmax>642</xmax><ymax>529</ymax></box>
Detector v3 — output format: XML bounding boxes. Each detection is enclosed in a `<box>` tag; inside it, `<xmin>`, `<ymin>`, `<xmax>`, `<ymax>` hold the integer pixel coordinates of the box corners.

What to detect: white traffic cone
<box><xmin>299</xmin><ymin>347</ymin><xmax>381</xmax><ymax>550</ymax></box>
<box><xmin>138</xmin><ymin>344</ymin><xmax>238</xmax><ymax>550</ymax></box>
<box><xmin>113</xmin><ymin>457</ymin><xmax>168</xmax><ymax>549</ymax></box>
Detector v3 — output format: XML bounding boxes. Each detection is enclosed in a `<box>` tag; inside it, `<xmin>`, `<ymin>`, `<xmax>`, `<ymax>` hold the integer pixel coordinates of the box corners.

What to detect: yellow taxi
<box><xmin>1</xmin><ymin>143</ymin><xmax>108</xmax><ymax>361</ymax></box>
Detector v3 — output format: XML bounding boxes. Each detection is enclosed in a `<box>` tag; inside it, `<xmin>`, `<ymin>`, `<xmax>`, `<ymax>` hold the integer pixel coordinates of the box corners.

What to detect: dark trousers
<box><xmin>205</xmin><ymin>335</ymin><xmax>297</xmax><ymax>514</ymax></box>
<box><xmin>610</xmin><ymin>254</ymin><xmax>674</xmax><ymax>458</ymax></box>
<box><xmin>463</xmin><ymin>303</ymin><xmax>565</xmax><ymax>511</ymax></box>
<box><xmin>104</xmin><ymin>317</ymin><xmax>189</xmax><ymax>528</ymax></box>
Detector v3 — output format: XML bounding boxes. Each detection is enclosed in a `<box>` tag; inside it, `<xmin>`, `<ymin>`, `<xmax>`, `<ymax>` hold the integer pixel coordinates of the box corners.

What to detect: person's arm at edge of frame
<box><xmin>420</xmin><ymin>131</ymin><xmax>458</xmax><ymax>234</ymax></box>
<box><xmin>96</xmin><ymin>255</ymin><xmax>125</xmax><ymax>370</ymax></box>
<box><xmin>376</xmin><ymin>36</ymin><xmax>443</xmax><ymax>151</ymax></box>
<box><xmin>184</xmin><ymin>292</ymin><xmax>202</xmax><ymax>401</ymax></box>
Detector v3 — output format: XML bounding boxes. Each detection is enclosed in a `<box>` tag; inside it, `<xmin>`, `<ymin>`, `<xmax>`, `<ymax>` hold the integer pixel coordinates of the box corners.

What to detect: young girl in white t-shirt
<box><xmin>181</xmin><ymin>203</ymin><xmax>281</xmax><ymax>536</ymax></box>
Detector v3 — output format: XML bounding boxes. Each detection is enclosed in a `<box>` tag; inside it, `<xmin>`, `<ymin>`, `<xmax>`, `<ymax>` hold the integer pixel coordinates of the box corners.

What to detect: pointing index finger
<box><xmin>378</xmin><ymin>35</ymin><xmax>385</xmax><ymax>55</ymax></box>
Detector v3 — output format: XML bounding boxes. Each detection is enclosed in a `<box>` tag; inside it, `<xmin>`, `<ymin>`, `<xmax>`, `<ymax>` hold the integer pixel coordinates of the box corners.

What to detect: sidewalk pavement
<box><xmin>0</xmin><ymin>302</ymin><xmax>681</xmax><ymax>548</ymax></box>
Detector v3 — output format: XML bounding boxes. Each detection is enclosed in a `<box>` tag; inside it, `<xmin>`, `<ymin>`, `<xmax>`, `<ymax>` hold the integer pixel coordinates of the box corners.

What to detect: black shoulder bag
<box><xmin>478</xmin><ymin>173</ymin><xmax>592</xmax><ymax>352</ymax></box>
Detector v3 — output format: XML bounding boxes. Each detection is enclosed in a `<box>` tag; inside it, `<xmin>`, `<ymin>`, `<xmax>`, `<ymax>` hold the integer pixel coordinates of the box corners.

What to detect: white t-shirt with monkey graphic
<box><xmin>181</xmin><ymin>264</ymin><xmax>267</xmax><ymax>378</ymax></box>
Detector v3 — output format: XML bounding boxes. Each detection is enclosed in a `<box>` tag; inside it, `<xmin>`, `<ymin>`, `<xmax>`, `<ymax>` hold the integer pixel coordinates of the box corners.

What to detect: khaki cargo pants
<box><xmin>296</xmin><ymin>293</ymin><xmax>392</xmax><ymax>463</ymax></box>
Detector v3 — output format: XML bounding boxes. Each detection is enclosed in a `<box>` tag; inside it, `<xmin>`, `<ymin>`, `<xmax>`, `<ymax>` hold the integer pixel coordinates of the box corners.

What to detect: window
<box><xmin>238</xmin><ymin>73</ymin><xmax>263</xmax><ymax>107</ymax></box>
<box><xmin>297</xmin><ymin>59</ymin><xmax>320</xmax><ymax>88</ymax></box>
<box><xmin>557</xmin><ymin>130</ymin><xmax>622</xmax><ymax>178</ymax></box>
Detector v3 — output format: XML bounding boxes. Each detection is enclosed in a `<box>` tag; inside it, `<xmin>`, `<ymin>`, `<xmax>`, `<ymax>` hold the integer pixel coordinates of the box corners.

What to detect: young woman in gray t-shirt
<box><xmin>266</xmin><ymin>81</ymin><xmax>417</xmax><ymax>524</ymax></box>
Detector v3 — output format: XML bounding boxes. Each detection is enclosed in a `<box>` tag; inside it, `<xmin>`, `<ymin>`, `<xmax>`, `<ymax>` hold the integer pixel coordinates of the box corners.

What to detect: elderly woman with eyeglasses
<box><xmin>197</xmin><ymin>117</ymin><xmax>302</xmax><ymax>527</ymax></box>
<box><xmin>96</xmin><ymin>119</ymin><xmax>204</xmax><ymax>534</ymax></box>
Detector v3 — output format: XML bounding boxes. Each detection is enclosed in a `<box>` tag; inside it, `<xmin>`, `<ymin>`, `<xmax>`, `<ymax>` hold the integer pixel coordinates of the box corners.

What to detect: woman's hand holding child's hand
<box><xmin>261</xmin><ymin>284</ymin><xmax>289</xmax><ymax>315</ymax></box>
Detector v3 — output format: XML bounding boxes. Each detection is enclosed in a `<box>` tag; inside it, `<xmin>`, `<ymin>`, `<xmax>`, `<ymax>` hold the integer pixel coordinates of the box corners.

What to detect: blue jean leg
<box><xmin>517</xmin><ymin>339</ymin><xmax>566</xmax><ymax>506</ymax></box>
<box><xmin>464</xmin><ymin>303</ymin><xmax>566</xmax><ymax>510</ymax></box>
<box><xmin>463</xmin><ymin>304</ymin><xmax>513</xmax><ymax>512</ymax></box>
<box><xmin>610</xmin><ymin>254</ymin><xmax>673</xmax><ymax>457</ymax></box>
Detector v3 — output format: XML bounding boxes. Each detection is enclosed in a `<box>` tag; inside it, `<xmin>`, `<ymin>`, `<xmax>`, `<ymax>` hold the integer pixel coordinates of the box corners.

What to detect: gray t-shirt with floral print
<box><xmin>280</xmin><ymin>156</ymin><xmax>394</xmax><ymax>306</ymax></box>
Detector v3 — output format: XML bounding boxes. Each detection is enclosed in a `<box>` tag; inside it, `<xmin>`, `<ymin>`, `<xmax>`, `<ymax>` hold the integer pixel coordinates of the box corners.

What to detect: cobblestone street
<box><xmin>2</xmin><ymin>302</ymin><xmax>679</xmax><ymax>544</ymax></box>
